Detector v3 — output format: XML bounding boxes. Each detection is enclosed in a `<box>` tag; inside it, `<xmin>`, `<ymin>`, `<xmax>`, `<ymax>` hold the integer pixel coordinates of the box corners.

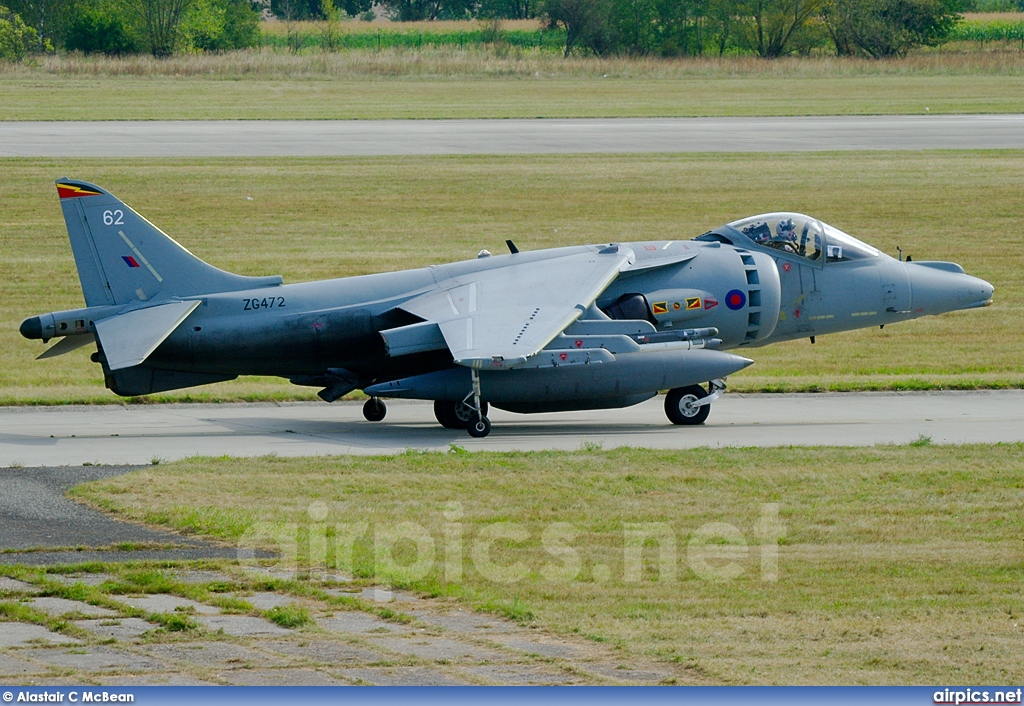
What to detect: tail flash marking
<box><xmin>57</xmin><ymin>183</ymin><xmax>103</xmax><ymax>199</ymax></box>
<box><xmin>122</xmin><ymin>256</ymin><xmax>141</xmax><ymax>268</ymax></box>
<box><xmin>118</xmin><ymin>230</ymin><xmax>163</xmax><ymax>283</ymax></box>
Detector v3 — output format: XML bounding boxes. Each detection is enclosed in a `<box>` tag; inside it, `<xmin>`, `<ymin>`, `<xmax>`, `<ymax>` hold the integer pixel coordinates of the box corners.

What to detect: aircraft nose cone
<box><xmin>907</xmin><ymin>262</ymin><xmax>994</xmax><ymax>315</ymax></box>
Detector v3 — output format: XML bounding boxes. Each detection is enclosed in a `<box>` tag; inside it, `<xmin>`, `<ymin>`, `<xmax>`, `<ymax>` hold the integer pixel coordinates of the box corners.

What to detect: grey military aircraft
<box><xmin>20</xmin><ymin>180</ymin><xmax>993</xmax><ymax>437</ymax></box>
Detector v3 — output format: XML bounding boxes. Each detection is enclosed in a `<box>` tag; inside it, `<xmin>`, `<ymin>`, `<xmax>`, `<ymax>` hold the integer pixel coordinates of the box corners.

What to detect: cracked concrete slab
<box><xmin>27</xmin><ymin>597</ymin><xmax>117</xmax><ymax>617</ymax></box>
<box><xmin>244</xmin><ymin>592</ymin><xmax>297</xmax><ymax>610</ymax></box>
<box><xmin>409</xmin><ymin>610</ymin><xmax>517</xmax><ymax>634</ymax></box>
<box><xmin>464</xmin><ymin>664</ymin><xmax>582</xmax><ymax>685</ymax></box>
<box><xmin>0</xmin><ymin>623</ymin><xmax>79</xmax><ymax>647</ymax></box>
<box><xmin>371</xmin><ymin>637</ymin><xmax>505</xmax><ymax>662</ymax></box>
<box><xmin>260</xmin><ymin>640</ymin><xmax>382</xmax><ymax>665</ymax></box>
<box><xmin>320</xmin><ymin>612</ymin><xmax>410</xmax><ymax>635</ymax></box>
<box><xmin>584</xmin><ymin>664</ymin><xmax>674</xmax><ymax>683</ymax></box>
<box><xmin>0</xmin><ymin>577</ymin><xmax>38</xmax><ymax>593</ymax></box>
<box><xmin>102</xmin><ymin>673</ymin><xmax>219</xmax><ymax>686</ymax></box>
<box><xmin>170</xmin><ymin>570</ymin><xmax>236</xmax><ymax>585</ymax></box>
<box><xmin>26</xmin><ymin>646</ymin><xmax>167</xmax><ymax>672</ymax></box>
<box><xmin>122</xmin><ymin>594</ymin><xmax>220</xmax><ymax>615</ymax></box>
<box><xmin>74</xmin><ymin>618</ymin><xmax>157</xmax><ymax>640</ymax></box>
<box><xmin>142</xmin><ymin>641</ymin><xmax>292</xmax><ymax>669</ymax></box>
<box><xmin>344</xmin><ymin>666</ymin><xmax>471</xmax><ymax>686</ymax></box>
<box><xmin>361</xmin><ymin>588</ymin><xmax>422</xmax><ymax>604</ymax></box>
<box><xmin>197</xmin><ymin>615</ymin><xmax>292</xmax><ymax>636</ymax></box>
<box><xmin>224</xmin><ymin>667</ymin><xmax>351</xmax><ymax>686</ymax></box>
<box><xmin>47</xmin><ymin>573</ymin><xmax>115</xmax><ymax>587</ymax></box>
<box><xmin>0</xmin><ymin>652</ymin><xmax>49</xmax><ymax>676</ymax></box>
<box><xmin>493</xmin><ymin>637</ymin><xmax>585</xmax><ymax>659</ymax></box>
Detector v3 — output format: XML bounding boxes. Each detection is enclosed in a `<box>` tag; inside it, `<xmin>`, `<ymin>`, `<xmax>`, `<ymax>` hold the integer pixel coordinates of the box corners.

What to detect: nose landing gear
<box><xmin>362</xmin><ymin>397</ymin><xmax>387</xmax><ymax>422</ymax></box>
<box><xmin>665</xmin><ymin>379</ymin><xmax>726</xmax><ymax>426</ymax></box>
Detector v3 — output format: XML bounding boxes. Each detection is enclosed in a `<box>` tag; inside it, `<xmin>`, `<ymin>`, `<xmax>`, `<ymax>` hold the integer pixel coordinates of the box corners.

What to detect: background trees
<box><xmin>0</xmin><ymin>0</ymin><xmax>969</xmax><ymax>60</ymax></box>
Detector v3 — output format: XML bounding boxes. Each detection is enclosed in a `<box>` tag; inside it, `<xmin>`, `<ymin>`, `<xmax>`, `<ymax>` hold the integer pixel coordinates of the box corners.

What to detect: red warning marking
<box><xmin>559</xmin><ymin>352</ymin><xmax>568</xmax><ymax>361</ymax></box>
<box><xmin>783</xmin><ymin>263</ymin><xmax>792</xmax><ymax>272</ymax></box>
<box><xmin>574</xmin><ymin>340</ymin><xmax>583</xmax><ymax>349</ymax></box>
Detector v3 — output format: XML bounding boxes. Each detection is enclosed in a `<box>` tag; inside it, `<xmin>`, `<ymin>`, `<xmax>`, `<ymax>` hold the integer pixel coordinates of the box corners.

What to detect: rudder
<box><xmin>56</xmin><ymin>179</ymin><xmax>282</xmax><ymax>306</ymax></box>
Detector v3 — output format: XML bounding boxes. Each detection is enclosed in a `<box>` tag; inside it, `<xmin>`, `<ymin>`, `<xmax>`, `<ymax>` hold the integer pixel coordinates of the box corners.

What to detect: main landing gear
<box><xmin>664</xmin><ymin>379</ymin><xmax>726</xmax><ymax>426</ymax></box>
<box><xmin>362</xmin><ymin>396</ymin><xmax>387</xmax><ymax>422</ymax></box>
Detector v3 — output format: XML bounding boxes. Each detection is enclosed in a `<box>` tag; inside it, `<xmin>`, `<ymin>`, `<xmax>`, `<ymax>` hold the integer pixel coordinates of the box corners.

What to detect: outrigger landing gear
<box><xmin>465</xmin><ymin>368</ymin><xmax>491</xmax><ymax>438</ymax></box>
<box><xmin>664</xmin><ymin>379</ymin><xmax>726</xmax><ymax>426</ymax></box>
<box><xmin>362</xmin><ymin>396</ymin><xmax>387</xmax><ymax>422</ymax></box>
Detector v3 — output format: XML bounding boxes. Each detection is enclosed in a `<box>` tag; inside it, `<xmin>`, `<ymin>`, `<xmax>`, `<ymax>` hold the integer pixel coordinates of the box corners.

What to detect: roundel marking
<box><xmin>725</xmin><ymin>289</ymin><xmax>746</xmax><ymax>310</ymax></box>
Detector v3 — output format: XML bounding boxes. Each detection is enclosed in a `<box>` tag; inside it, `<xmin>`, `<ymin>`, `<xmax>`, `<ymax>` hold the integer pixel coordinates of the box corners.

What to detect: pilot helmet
<box><xmin>775</xmin><ymin>218</ymin><xmax>796</xmax><ymax>240</ymax></box>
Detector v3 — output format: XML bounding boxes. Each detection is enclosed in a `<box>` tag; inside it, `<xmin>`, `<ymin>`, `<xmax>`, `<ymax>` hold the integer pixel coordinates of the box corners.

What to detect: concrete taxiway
<box><xmin>1</xmin><ymin>391</ymin><xmax>1021</xmax><ymax>467</ymax></box>
<box><xmin>2</xmin><ymin>115</ymin><xmax>1023</xmax><ymax>157</ymax></box>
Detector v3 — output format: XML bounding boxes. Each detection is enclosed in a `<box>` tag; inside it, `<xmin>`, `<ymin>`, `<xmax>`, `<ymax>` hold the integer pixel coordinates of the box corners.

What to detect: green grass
<box><xmin>1</xmin><ymin>50</ymin><xmax>1022</xmax><ymax>120</ymax></box>
<box><xmin>0</xmin><ymin>152</ymin><xmax>1020</xmax><ymax>403</ymax></box>
<box><xmin>68</xmin><ymin>445</ymin><xmax>1024</xmax><ymax>683</ymax></box>
<box><xmin>263</xmin><ymin>603</ymin><xmax>313</xmax><ymax>628</ymax></box>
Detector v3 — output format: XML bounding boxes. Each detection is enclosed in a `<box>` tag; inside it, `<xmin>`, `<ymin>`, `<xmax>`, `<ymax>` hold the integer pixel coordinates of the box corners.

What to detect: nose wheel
<box><xmin>362</xmin><ymin>397</ymin><xmax>387</xmax><ymax>422</ymax></box>
<box><xmin>665</xmin><ymin>380</ymin><xmax>726</xmax><ymax>426</ymax></box>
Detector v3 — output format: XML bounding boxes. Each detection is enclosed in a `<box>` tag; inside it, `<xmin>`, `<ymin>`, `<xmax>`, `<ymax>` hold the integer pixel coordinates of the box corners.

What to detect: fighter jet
<box><xmin>20</xmin><ymin>180</ymin><xmax>994</xmax><ymax>437</ymax></box>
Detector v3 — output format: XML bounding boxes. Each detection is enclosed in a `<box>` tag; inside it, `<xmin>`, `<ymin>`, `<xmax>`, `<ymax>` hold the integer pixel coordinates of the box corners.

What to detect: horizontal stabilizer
<box><xmin>95</xmin><ymin>300</ymin><xmax>201</xmax><ymax>371</ymax></box>
<box><xmin>37</xmin><ymin>333</ymin><xmax>96</xmax><ymax>360</ymax></box>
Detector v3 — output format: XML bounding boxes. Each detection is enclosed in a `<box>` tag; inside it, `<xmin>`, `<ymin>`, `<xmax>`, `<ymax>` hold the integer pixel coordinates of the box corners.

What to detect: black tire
<box><xmin>467</xmin><ymin>414</ymin><xmax>491</xmax><ymax>438</ymax></box>
<box><xmin>363</xmin><ymin>397</ymin><xmax>387</xmax><ymax>422</ymax></box>
<box><xmin>665</xmin><ymin>385</ymin><xmax>711</xmax><ymax>426</ymax></box>
<box><xmin>433</xmin><ymin>400</ymin><xmax>488</xmax><ymax>430</ymax></box>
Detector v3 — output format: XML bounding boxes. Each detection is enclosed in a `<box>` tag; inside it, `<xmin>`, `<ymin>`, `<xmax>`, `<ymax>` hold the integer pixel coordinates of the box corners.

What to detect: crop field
<box><xmin>69</xmin><ymin>444</ymin><xmax>1024</xmax><ymax>683</ymax></box>
<box><xmin>1</xmin><ymin>152</ymin><xmax>1020</xmax><ymax>404</ymax></box>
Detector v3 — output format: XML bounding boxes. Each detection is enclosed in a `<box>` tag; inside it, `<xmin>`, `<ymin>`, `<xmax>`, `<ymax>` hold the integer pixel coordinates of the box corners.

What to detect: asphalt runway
<box><xmin>0</xmin><ymin>465</ymin><xmax>255</xmax><ymax>565</ymax></box>
<box><xmin>2</xmin><ymin>115</ymin><xmax>1023</xmax><ymax>157</ymax></box>
<box><xmin>1</xmin><ymin>391</ymin><xmax>1021</xmax><ymax>467</ymax></box>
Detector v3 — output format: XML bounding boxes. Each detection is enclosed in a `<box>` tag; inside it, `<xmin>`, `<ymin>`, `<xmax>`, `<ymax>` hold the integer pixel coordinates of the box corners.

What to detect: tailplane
<box><xmin>56</xmin><ymin>179</ymin><xmax>282</xmax><ymax>306</ymax></box>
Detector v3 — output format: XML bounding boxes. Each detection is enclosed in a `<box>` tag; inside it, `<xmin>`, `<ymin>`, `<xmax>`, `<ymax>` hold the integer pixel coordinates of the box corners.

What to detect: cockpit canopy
<box><xmin>697</xmin><ymin>212</ymin><xmax>880</xmax><ymax>263</ymax></box>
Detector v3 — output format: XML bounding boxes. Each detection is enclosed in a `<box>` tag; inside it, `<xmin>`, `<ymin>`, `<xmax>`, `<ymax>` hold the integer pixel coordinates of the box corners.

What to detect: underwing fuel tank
<box><xmin>363</xmin><ymin>347</ymin><xmax>753</xmax><ymax>410</ymax></box>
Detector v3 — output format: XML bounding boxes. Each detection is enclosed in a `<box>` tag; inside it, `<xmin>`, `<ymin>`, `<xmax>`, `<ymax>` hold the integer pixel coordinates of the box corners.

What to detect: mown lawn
<box><xmin>1</xmin><ymin>50</ymin><xmax>1022</xmax><ymax>120</ymax></box>
<box><xmin>70</xmin><ymin>444</ymin><xmax>1024</xmax><ymax>683</ymax></box>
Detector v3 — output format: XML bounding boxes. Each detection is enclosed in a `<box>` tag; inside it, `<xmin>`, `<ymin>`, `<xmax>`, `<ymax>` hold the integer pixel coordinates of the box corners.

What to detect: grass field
<box><xmin>1</xmin><ymin>152</ymin><xmax>1020</xmax><ymax>403</ymax></box>
<box><xmin>68</xmin><ymin>444</ymin><xmax>1024</xmax><ymax>683</ymax></box>
<box><xmin>1</xmin><ymin>52</ymin><xmax>1022</xmax><ymax>120</ymax></box>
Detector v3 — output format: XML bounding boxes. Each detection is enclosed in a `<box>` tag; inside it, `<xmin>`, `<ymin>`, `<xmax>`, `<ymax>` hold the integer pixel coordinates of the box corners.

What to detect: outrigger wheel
<box><xmin>463</xmin><ymin>368</ymin><xmax>491</xmax><ymax>438</ymax></box>
<box><xmin>362</xmin><ymin>397</ymin><xmax>387</xmax><ymax>422</ymax></box>
<box><xmin>467</xmin><ymin>413</ymin><xmax>491</xmax><ymax>438</ymax></box>
<box><xmin>434</xmin><ymin>399</ymin><xmax>490</xmax><ymax>430</ymax></box>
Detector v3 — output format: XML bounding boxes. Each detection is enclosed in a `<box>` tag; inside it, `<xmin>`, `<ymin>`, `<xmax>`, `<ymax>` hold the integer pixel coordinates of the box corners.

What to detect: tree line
<box><xmin>2</xmin><ymin>0</ymin><xmax>260</xmax><ymax>58</ymax></box>
<box><xmin>1</xmin><ymin>0</ymin><xmax>967</xmax><ymax>61</ymax></box>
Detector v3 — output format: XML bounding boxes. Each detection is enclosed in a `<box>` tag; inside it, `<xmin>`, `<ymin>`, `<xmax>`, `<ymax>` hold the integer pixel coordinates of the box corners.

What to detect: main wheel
<box><xmin>363</xmin><ymin>397</ymin><xmax>387</xmax><ymax>422</ymax></box>
<box><xmin>665</xmin><ymin>385</ymin><xmax>711</xmax><ymax>426</ymax></box>
<box><xmin>433</xmin><ymin>400</ymin><xmax>488</xmax><ymax>430</ymax></box>
<box><xmin>467</xmin><ymin>414</ymin><xmax>491</xmax><ymax>438</ymax></box>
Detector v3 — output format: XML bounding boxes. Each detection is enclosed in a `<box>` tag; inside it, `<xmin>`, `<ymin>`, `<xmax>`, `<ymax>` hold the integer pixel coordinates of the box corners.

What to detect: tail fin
<box><xmin>56</xmin><ymin>179</ymin><xmax>282</xmax><ymax>306</ymax></box>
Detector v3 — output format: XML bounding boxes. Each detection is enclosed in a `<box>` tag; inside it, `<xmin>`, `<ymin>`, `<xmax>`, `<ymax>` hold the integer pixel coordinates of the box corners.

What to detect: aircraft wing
<box><xmin>95</xmin><ymin>300</ymin><xmax>201</xmax><ymax>371</ymax></box>
<box><xmin>399</xmin><ymin>248</ymin><xmax>631</xmax><ymax>369</ymax></box>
